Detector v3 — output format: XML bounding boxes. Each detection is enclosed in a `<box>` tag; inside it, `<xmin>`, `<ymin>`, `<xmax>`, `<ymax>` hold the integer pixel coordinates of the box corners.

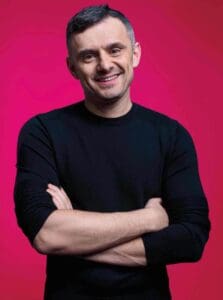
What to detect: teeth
<box><xmin>97</xmin><ymin>74</ymin><xmax>119</xmax><ymax>82</ymax></box>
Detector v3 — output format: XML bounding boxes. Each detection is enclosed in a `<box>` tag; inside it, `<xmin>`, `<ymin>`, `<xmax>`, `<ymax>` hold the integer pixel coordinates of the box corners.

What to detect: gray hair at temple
<box><xmin>66</xmin><ymin>4</ymin><xmax>136</xmax><ymax>52</ymax></box>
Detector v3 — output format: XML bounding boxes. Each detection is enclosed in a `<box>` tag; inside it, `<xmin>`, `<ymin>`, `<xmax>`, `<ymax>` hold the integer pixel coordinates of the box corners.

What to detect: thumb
<box><xmin>145</xmin><ymin>197</ymin><xmax>162</xmax><ymax>207</ymax></box>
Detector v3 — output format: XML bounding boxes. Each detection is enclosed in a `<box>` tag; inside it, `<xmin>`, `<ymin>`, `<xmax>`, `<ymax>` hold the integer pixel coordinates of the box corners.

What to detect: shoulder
<box><xmin>133</xmin><ymin>101</ymin><xmax>182</xmax><ymax>140</ymax></box>
<box><xmin>35</xmin><ymin>100</ymin><xmax>84</xmax><ymax>124</ymax></box>
<box><xmin>18</xmin><ymin>100</ymin><xmax>84</xmax><ymax>136</ymax></box>
<box><xmin>134</xmin><ymin>102</ymin><xmax>192</xmax><ymax>133</ymax></box>
<box><xmin>134</xmin><ymin>102</ymin><xmax>178</xmax><ymax>129</ymax></box>
<box><xmin>133</xmin><ymin>102</ymin><xmax>195</xmax><ymax>152</ymax></box>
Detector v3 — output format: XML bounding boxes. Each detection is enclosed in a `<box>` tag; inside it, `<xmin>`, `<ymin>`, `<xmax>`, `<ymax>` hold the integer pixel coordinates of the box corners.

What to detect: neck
<box><xmin>84</xmin><ymin>94</ymin><xmax>133</xmax><ymax>118</ymax></box>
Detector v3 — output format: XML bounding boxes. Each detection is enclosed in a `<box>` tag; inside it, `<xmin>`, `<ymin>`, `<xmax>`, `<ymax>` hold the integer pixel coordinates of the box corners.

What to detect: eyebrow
<box><xmin>77</xmin><ymin>42</ymin><xmax>127</xmax><ymax>58</ymax></box>
<box><xmin>78</xmin><ymin>49</ymin><xmax>97</xmax><ymax>60</ymax></box>
<box><xmin>106</xmin><ymin>42</ymin><xmax>127</xmax><ymax>50</ymax></box>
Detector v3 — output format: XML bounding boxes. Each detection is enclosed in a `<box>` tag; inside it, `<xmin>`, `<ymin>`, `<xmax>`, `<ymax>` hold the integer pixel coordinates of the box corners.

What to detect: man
<box><xmin>14</xmin><ymin>4</ymin><xmax>210</xmax><ymax>300</ymax></box>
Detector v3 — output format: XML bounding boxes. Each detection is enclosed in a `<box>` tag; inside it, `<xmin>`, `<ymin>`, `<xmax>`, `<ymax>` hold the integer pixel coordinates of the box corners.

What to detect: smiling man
<box><xmin>66</xmin><ymin>10</ymin><xmax>140</xmax><ymax>115</ymax></box>
<box><xmin>14</xmin><ymin>4</ymin><xmax>210</xmax><ymax>300</ymax></box>
<box><xmin>68</xmin><ymin>18</ymin><xmax>139</xmax><ymax>104</ymax></box>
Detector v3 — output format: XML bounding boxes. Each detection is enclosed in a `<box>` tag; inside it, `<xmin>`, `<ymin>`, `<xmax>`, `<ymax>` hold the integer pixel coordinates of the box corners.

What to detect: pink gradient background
<box><xmin>1</xmin><ymin>0</ymin><xmax>222</xmax><ymax>299</ymax></box>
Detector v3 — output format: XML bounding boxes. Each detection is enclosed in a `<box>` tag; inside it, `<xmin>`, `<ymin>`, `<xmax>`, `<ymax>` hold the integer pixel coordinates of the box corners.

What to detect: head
<box><xmin>66</xmin><ymin>4</ymin><xmax>136</xmax><ymax>51</ymax></box>
<box><xmin>66</xmin><ymin>4</ymin><xmax>141</xmax><ymax>104</ymax></box>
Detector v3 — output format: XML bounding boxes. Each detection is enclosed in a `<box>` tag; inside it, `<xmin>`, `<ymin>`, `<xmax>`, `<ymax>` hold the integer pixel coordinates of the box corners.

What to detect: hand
<box><xmin>144</xmin><ymin>197</ymin><xmax>169</xmax><ymax>232</ymax></box>
<box><xmin>145</xmin><ymin>197</ymin><xmax>162</xmax><ymax>208</ymax></box>
<box><xmin>46</xmin><ymin>183</ymin><xmax>73</xmax><ymax>210</ymax></box>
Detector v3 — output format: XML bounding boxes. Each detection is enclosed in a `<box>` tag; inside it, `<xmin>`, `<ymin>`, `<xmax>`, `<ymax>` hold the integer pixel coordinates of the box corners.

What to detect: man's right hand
<box><xmin>144</xmin><ymin>197</ymin><xmax>169</xmax><ymax>232</ymax></box>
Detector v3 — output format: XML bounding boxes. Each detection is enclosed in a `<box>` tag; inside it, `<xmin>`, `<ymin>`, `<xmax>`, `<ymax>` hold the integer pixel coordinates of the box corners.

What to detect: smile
<box><xmin>95</xmin><ymin>74</ymin><xmax>120</xmax><ymax>82</ymax></box>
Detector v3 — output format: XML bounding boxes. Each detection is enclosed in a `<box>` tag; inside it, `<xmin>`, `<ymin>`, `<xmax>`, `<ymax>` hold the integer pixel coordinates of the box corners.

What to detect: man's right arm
<box><xmin>33</xmin><ymin>197</ymin><xmax>168</xmax><ymax>255</ymax></box>
<box><xmin>15</xmin><ymin>117</ymin><xmax>168</xmax><ymax>257</ymax></box>
<box><xmin>34</xmin><ymin>188</ymin><xmax>167</xmax><ymax>264</ymax></box>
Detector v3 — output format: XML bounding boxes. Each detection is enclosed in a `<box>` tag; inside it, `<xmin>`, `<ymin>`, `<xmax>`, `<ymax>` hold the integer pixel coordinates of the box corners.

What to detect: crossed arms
<box><xmin>14</xmin><ymin>116</ymin><xmax>210</xmax><ymax>268</ymax></box>
<box><xmin>33</xmin><ymin>184</ymin><xmax>169</xmax><ymax>266</ymax></box>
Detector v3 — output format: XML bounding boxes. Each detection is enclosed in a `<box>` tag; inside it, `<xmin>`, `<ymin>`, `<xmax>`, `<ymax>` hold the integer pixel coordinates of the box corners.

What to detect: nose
<box><xmin>96</xmin><ymin>51</ymin><xmax>113</xmax><ymax>73</ymax></box>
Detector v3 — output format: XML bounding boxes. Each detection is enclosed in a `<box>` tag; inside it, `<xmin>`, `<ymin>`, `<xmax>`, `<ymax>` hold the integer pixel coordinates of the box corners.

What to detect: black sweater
<box><xmin>14</xmin><ymin>100</ymin><xmax>210</xmax><ymax>299</ymax></box>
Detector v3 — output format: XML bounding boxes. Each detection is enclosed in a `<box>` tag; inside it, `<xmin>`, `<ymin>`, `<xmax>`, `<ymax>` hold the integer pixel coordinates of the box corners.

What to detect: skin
<box><xmin>66</xmin><ymin>16</ymin><xmax>141</xmax><ymax>118</ymax></box>
<box><xmin>46</xmin><ymin>184</ymin><xmax>168</xmax><ymax>266</ymax></box>
<box><xmin>33</xmin><ymin>16</ymin><xmax>169</xmax><ymax>266</ymax></box>
<box><xmin>34</xmin><ymin>183</ymin><xmax>168</xmax><ymax>266</ymax></box>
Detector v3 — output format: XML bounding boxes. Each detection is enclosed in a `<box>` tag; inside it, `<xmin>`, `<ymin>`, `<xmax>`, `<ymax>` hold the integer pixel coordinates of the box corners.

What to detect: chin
<box><xmin>85</xmin><ymin>88</ymin><xmax>127</xmax><ymax>105</ymax></box>
<box><xmin>101</xmin><ymin>94</ymin><xmax>124</xmax><ymax>103</ymax></box>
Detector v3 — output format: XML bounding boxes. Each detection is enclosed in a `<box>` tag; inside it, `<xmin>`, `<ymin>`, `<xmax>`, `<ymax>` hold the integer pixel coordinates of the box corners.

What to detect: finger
<box><xmin>46</xmin><ymin>188</ymin><xmax>68</xmax><ymax>209</ymax></box>
<box><xmin>48</xmin><ymin>183</ymin><xmax>62</xmax><ymax>193</ymax></box>
<box><xmin>47</xmin><ymin>184</ymin><xmax>73</xmax><ymax>209</ymax></box>
<box><xmin>47</xmin><ymin>187</ymin><xmax>73</xmax><ymax>210</ymax></box>
<box><xmin>48</xmin><ymin>186</ymin><xmax>67</xmax><ymax>202</ymax></box>
<box><xmin>146</xmin><ymin>197</ymin><xmax>162</xmax><ymax>207</ymax></box>
<box><xmin>48</xmin><ymin>184</ymin><xmax>70</xmax><ymax>203</ymax></box>
<box><xmin>56</xmin><ymin>188</ymin><xmax>73</xmax><ymax>209</ymax></box>
<box><xmin>60</xmin><ymin>187</ymin><xmax>73</xmax><ymax>209</ymax></box>
<box><xmin>149</xmin><ymin>197</ymin><xmax>162</xmax><ymax>203</ymax></box>
<box><xmin>47</xmin><ymin>191</ymin><xmax>65</xmax><ymax>209</ymax></box>
<box><xmin>51</xmin><ymin>196</ymin><xmax>64</xmax><ymax>209</ymax></box>
<box><xmin>60</xmin><ymin>187</ymin><xmax>68</xmax><ymax>198</ymax></box>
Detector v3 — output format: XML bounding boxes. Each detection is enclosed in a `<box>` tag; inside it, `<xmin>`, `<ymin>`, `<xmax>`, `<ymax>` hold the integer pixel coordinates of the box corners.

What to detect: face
<box><xmin>67</xmin><ymin>17</ymin><xmax>141</xmax><ymax>104</ymax></box>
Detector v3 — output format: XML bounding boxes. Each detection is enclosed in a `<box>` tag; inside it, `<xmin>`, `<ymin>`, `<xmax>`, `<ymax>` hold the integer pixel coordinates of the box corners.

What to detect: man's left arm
<box><xmin>82</xmin><ymin>237</ymin><xmax>147</xmax><ymax>266</ymax></box>
<box><xmin>140</xmin><ymin>121</ymin><xmax>211</xmax><ymax>265</ymax></box>
<box><xmin>84</xmin><ymin>122</ymin><xmax>211</xmax><ymax>266</ymax></box>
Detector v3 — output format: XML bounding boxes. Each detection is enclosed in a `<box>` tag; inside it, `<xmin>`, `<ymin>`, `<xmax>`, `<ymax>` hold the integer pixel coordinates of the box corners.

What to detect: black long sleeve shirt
<box><xmin>14</xmin><ymin>100</ymin><xmax>210</xmax><ymax>299</ymax></box>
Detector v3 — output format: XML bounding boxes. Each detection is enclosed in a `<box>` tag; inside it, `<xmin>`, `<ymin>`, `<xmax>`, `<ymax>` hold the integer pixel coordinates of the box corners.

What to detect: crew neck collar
<box><xmin>80</xmin><ymin>100</ymin><xmax>137</xmax><ymax>126</ymax></box>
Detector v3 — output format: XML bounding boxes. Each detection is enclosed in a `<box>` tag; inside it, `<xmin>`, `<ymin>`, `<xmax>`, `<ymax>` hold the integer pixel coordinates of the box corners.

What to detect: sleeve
<box><xmin>141</xmin><ymin>121</ymin><xmax>211</xmax><ymax>265</ymax></box>
<box><xmin>14</xmin><ymin>116</ymin><xmax>59</xmax><ymax>244</ymax></box>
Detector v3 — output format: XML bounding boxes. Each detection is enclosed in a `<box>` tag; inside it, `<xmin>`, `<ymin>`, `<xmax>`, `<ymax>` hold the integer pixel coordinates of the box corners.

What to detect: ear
<box><xmin>66</xmin><ymin>57</ymin><xmax>79</xmax><ymax>79</ymax></box>
<box><xmin>132</xmin><ymin>42</ymin><xmax>141</xmax><ymax>68</ymax></box>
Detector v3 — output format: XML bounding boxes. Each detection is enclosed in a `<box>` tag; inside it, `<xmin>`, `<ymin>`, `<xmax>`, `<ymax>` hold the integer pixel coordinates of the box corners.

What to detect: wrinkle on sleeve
<box><xmin>14</xmin><ymin>116</ymin><xmax>59</xmax><ymax>244</ymax></box>
<box><xmin>142</xmin><ymin>121</ymin><xmax>210</xmax><ymax>265</ymax></box>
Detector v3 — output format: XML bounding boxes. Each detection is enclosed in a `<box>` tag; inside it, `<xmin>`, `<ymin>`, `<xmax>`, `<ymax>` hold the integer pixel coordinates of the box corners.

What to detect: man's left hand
<box><xmin>46</xmin><ymin>183</ymin><xmax>73</xmax><ymax>210</ymax></box>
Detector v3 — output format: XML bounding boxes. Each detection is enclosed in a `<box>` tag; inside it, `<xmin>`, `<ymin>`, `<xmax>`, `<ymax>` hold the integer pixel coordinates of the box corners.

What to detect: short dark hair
<box><xmin>66</xmin><ymin>4</ymin><xmax>135</xmax><ymax>51</ymax></box>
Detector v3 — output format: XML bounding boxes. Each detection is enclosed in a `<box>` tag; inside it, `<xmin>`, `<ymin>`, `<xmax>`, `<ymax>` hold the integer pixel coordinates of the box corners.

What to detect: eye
<box><xmin>110</xmin><ymin>47</ymin><xmax>121</xmax><ymax>56</ymax></box>
<box><xmin>81</xmin><ymin>53</ymin><xmax>96</xmax><ymax>63</ymax></box>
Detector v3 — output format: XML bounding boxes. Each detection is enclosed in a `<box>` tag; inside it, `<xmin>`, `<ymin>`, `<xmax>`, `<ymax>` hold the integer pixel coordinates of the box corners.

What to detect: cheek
<box><xmin>76</xmin><ymin>64</ymin><xmax>94</xmax><ymax>80</ymax></box>
<box><xmin>125</xmin><ymin>62</ymin><xmax>134</xmax><ymax>77</ymax></box>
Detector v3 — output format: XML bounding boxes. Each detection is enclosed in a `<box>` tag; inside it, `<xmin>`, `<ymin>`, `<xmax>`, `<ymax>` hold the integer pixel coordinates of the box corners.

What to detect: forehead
<box><xmin>70</xmin><ymin>17</ymin><xmax>131</xmax><ymax>52</ymax></box>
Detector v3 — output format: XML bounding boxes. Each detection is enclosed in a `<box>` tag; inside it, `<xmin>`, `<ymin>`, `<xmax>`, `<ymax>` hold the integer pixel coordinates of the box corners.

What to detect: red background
<box><xmin>1</xmin><ymin>0</ymin><xmax>222</xmax><ymax>299</ymax></box>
